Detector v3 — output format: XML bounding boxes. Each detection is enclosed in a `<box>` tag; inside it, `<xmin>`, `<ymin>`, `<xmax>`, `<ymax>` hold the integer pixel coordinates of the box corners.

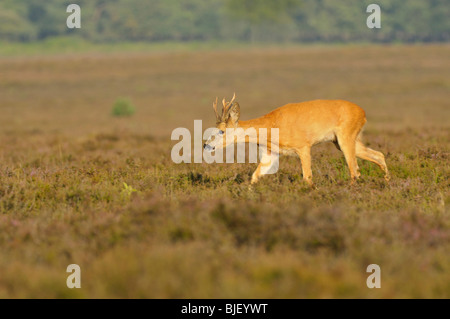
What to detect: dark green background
<box><xmin>0</xmin><ymin>0</ymin><xmax>448</xmax><ymax>43</ymax></box>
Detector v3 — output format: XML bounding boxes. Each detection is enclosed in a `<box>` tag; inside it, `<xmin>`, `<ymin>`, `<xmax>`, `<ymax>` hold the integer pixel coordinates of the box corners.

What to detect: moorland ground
<box><xmin>0</xmin><ymin>44</ymin><xmax>448</xmax><ymax>298</ymax></box>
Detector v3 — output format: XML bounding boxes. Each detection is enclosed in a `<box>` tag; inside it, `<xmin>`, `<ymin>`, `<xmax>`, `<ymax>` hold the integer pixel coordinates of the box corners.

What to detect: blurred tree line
<box><xmin>0</xmin><ymin>0</ymin><xmax>448</xmax><ymax>43</ymax></box>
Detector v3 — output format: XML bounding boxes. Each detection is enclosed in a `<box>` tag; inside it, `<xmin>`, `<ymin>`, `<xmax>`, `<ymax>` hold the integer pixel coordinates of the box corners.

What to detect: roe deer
<box><xmin>203</xmin><ymin>93</ymin><xmax>390</xmax><ymax>187</ymax></box>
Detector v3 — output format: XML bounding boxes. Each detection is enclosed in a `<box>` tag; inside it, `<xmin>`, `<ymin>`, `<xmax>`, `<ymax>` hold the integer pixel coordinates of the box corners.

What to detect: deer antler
<box><xmin>223</xmin><ymin>92</ymin><xmax>237</xmax><ymax>118</ymax></box>
<box><xmin>222</xmin><ymin>93</ymin><xmax>236</xmax><ymax>116</ymax></box>
<box><xmin>215</xmin><ymin>93</ymin><xmax>237</xmax><ymax>122</ymax></box>
<box><xmin>213</xmin><ymin>97</ymin><xmax>220</xmax><ymax>123</ymax></box>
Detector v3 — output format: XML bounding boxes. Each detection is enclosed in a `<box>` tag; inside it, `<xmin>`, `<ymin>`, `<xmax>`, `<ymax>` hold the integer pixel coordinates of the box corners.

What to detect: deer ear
<box><xmin>228</xmin><ymin>102</ymin><xmax>240</xmax><ymax>127</ymax></box>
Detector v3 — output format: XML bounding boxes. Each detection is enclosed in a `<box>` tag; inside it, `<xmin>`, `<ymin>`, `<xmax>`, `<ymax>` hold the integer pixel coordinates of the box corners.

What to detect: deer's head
<box><xmin>203</xmin><ymin>93</ymin><xmax>241</xmax><ymax>152</ymax></box>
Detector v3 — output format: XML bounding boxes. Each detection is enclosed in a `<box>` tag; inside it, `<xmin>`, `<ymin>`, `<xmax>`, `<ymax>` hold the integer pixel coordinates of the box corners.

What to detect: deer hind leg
<box><xmin>334</xmin><ymin>138</ymin><xmax>360</xmax><ymax>178</ymax></box>
<box><xmin>336</xmin><ymin>133</ymin><xmax>359</xmax><ymax>184</ymax></box>
<box><xmin>250</xmin><ymin>150</ymin><xmax>279</xmax><ymax>185</ymax></box>
<box><xmin>355</xmin><ymin>140</ymin><xmax>390</xmax><ymax>181</ymax></box>
<box><xmin>295</xmin><ymin>146</ymin><xmax>314</xmax><ymax>187</ymax></box>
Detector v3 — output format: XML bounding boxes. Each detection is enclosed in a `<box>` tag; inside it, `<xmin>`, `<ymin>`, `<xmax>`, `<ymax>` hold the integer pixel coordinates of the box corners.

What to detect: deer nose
<box><xmin>203</xmin><ymin>144</ymin><xmax>214</xmax><ymax>152</ymax></box>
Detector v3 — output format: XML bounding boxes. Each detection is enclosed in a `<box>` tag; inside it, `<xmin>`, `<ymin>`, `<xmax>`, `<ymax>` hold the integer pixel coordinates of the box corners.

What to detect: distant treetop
<box><xmin>0</xmin><ymin>0</ymin><xmax>448</xmax><ymax>43</ymax></box>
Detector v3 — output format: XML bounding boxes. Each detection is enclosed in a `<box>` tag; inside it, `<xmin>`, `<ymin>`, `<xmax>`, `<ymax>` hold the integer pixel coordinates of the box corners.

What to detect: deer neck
<box><xmin>238</xmin><ymin>116</ymin><xmax>272</xmax><ymax>131</ymax></box>
<box><xmin>236</xmin><ymin>116</ymin><xmax>276</xmax><ymax>147</ymax></box>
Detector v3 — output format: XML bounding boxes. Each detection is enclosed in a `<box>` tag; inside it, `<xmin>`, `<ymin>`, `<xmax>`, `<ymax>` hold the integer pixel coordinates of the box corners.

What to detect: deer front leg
<box><xmin>296</xmin><ymin>146</ymin><xmax>314</xmax><ymax>187</ymax></box>
<box><xmin>251</xmin><ymin>163</ymin><xmax>263</xmax><ymax>184</ymax></box>
<box><xmin>250</xmin><ymin>150</ymin><xmax>279</xmax><ymax>185</ymax></box>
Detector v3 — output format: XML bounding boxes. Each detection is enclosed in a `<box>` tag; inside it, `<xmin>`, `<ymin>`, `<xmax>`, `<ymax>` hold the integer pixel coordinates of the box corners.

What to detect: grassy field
<box><xmin>0</xmin><ymin>44</ymin><xmax>448</xmax><ymax>298</ymax></box>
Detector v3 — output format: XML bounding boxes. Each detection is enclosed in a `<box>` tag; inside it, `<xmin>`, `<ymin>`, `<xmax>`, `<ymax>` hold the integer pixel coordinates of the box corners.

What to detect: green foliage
<box><xmin>121</xmin><ymin>182</ymin><xmax>138</xmax><ymax>201</ymax></box>
<box><xmin>226</xmin><ymin>0</ymin><xmax>301</xmax><ymax>24</ymax></box>
<box><xmin>112</xmin><ymin>98</ymin><xmax>136</xmax><ymax>117</ymax></box>
<box><xmin>0</xmin><ymin>0</ymin><xmax>448</xmax><ymax>43</ymax></box>
<box><xmin>0</xmin><ymin>4</ymin><xmax>35</xmax><ymax>41</ymax></box>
